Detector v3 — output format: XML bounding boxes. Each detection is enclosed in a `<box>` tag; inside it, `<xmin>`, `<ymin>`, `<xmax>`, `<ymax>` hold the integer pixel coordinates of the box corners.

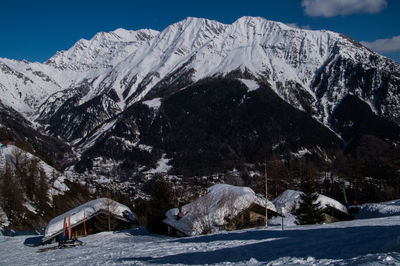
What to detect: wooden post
<box><xmin>63</xmin><ymin>214</ymin><xmax>67</xmax><ymax>239</ymax></box>
<box><xmin>84</xmin><ymin>211</ymin><xmax>86</xmax><ymax>231</ymax></box>
<box><xmin>68</xmin><ymin>214</ymin><xmax>71</xmax><ymax>240</ymax></box>
<box><xmin>265</xmin><ymin>157</ymin><xmax>268</xmax><ymax>229</ymax></box>
<box><xmin>281</xmin><ymin>216</ymin><xmax>284</xmax><ymax>231</ymax></box>
<box><xmin>108</xmin><ymin>205</ymin><xmax>111</xmax><ymax>232</ymax></box>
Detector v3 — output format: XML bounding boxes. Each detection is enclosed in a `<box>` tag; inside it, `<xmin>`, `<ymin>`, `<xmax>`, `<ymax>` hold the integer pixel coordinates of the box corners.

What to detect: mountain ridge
<box><xmin>1</xmin><ymin>16</ymin><xmax>399</xmax><ymax>126</ymax></box>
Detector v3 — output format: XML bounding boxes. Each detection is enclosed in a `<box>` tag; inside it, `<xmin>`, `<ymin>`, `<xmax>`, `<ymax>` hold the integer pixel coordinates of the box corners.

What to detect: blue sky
<box><xmin>0</xmin><ymin>0</ymin><xmax>399</xmax><ymax>63</ymax></box>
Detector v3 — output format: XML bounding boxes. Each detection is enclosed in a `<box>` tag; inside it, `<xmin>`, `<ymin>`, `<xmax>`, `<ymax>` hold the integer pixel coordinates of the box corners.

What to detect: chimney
<box><xmin>177</xmin><ymin>205</ymin><xmax>184</xmax><ymax>220</ymax></box>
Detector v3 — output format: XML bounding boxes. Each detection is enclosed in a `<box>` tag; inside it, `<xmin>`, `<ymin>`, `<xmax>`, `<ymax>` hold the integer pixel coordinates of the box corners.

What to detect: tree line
<box><xmin>0</xmin><ymin>150</ymin><xmax>50</xmax><ymax>227</ymax></box>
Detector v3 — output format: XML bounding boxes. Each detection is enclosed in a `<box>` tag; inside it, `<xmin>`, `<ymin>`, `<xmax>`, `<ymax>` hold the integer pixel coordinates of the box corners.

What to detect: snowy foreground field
<box><xmin>1</xmin><ymin>215</ymin><xmax>400</xmax><ymax>265</ymax></box>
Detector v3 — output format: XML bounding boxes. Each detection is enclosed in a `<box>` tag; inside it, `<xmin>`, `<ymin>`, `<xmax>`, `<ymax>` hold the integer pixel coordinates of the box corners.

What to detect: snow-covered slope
<box><xmin>0</xmin><ymin>145</ymin><xmax>69</xmax><ymax>199</ymax></box>
<box><xmin>0</xmin><ymin>144</ymin><xmax>72</xmax><ymax>229</ymax></box>
<box><xmin>355</xmin><ymin>199</ymin><xmax>400</xmax><ymax>219</ymax></box>
<box><xmin>164</xmin><ymin>184</ymin><xmax>276</xmax><ymax>236</ymax></box>
<box><xmin>0</xmin><ymin>59</ymin><xmax>62</xmax><ymax>115</ymax></box>
<box><xmin>1</xmin><ymin>215</ymin><xmax>400</xmax><ymax>265</ymax></box>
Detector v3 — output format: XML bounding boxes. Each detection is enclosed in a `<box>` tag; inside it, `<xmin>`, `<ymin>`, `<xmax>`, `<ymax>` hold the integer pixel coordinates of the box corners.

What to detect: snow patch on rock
<box><xmin>238</xmin><ymin>79</ymin><xmax>259</xmax><ymax>92</ymax></box>
<box><xmin>142</xmin><ymin>98</ymin><xmax>162</xmax><ymax>110</ymax></box>
<box><xmin>145</xmin><ymin>154</ymin><xmax>172</xmax><ymax>174</ymax></box>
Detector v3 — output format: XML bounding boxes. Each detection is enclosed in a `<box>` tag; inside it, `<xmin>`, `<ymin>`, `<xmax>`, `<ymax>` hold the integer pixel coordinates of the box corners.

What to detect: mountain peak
<box><xmin>164</xmin><ymin>16</ymin><xmax>227</xmax><ymax>34</ymax></box>
<box><xmin>45</xmin><ymin>27</ymin><xmax>159</xmax><ymax>71</ymax></box>
<box><xmin>110</xmin><ymin>28</ymin><xmax>160</xmax><ymax>42</ymax></box>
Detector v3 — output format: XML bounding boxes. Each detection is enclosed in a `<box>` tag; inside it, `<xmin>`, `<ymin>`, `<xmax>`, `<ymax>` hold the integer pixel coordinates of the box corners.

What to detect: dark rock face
<box><xmin>0</xmin><ymin>101</ymin><xmax>73</xmax><ymax>170</ymax></box>
<box><xmin>149</xmin><ymin>78</ymin><xmax>341</xmax><ymax>175</ymax></box>
<box><xmin>47</xmin><ymin>93</ymin><xmax>121</xmax><ymax>141</ymax></box>
<box><xmin>76</xmin><ymin>78</ymin><xmax>342</xmax><ymax>177</ymax></box>
<box><xmin>330</xmin><ymin>94</ymin><xmax>400</xmax><ymax>144</ymax></box>
<box><xmin>313</xmin><ymin>53</ymin><xmax>400</xmax><ymax>125</ymax></box>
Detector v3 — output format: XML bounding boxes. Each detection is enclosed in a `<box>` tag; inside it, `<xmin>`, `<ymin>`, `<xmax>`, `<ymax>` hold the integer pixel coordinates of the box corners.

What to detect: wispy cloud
<box><xmin>361</xmin><ymin>36</ymin><xmax>400</xmax><ymax>53</ymax></box>
<box><xmin>286</xmin><ymin>23</ymin><xmax>311</xmax><ymax>30</ymax></box>
<box><xmin>301</xmin><ymin>0</ymin><xmax>387</xmax><ymax>17</ymax></box>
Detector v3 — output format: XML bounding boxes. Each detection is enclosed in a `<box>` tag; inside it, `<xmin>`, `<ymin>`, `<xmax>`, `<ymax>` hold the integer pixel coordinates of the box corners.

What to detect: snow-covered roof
<box><xmin>44</xmin><ymin>198</ymin><xmax>136</xmax><ymax>241</ymax></box>
<box><xmin>273</xmin><ymin>189</ymin><xmax>348</xmax><ymax>215</ymax></box>
<box><xmin>163</xmin><ymin>184</ymin><xmax>277</xmax><ymax>236</ymax></box>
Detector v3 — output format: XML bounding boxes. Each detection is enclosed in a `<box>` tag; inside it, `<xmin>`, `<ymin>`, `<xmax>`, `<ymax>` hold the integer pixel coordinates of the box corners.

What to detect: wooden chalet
<box><xmin>43</xmin><ymin>198</ymin><xmax>137</xmax><ymax>244</ymax></box>
<box><xmin>222</xmin><ymin>203</ymin><xmax>284</xmax><ymax>231</ymax></box>
<box><xmin>166</xmin><ymin>203</ymin><xmax>283</xmax><ymax>237</ymax></box>
<box><xmin>164</xmin><ymin>184</ymin><xmax>284</xmax><ymax>237</ymax></box>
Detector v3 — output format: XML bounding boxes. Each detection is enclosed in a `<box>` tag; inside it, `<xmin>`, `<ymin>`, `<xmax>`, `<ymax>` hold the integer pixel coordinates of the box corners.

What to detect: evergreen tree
<box><xmin>35</xmin><ymin>167</ymin><xmax>49</xmax><ymax>212</ymax></box>
<box><xmin>146</xmin><ymin>176</ymin><xmax>174</xmax><ymax>234</ymax></box>
<box><xmin>295</xmin><ymin>177</ymin><xmax>325</xmax><ymax>225</ymax></box>
<box><xmin>26</xmin><ymin>158</ymin><xmax>40</xmax><ymax>201</ymax></box>
<box><xmin>0</xmin><ymin>162</ymin><xmax>24</xmax><ymax>224</ymax></box>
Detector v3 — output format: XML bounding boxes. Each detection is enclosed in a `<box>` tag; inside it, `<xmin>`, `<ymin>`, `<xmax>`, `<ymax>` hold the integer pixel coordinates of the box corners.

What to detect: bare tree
<box><xmin>189</xmin><ymin>192</ymin><xmax>214</xmax><ymax>235</ymax></box>
<box><xmin>100</xmin><ymin>191</ymin><xmax>119</xmax><ymax>231</ymax></box>
<box><xmin>218</xmin><ymin>190</ymin><xmax>236</xmax><ymax>222</ymax></box>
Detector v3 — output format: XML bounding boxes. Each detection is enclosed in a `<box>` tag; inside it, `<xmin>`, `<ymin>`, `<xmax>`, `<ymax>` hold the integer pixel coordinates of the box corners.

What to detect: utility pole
<box><xmin>265</xmin><ymin>157</ymin><xmax>268</xmax><ymax>229</ymax></box>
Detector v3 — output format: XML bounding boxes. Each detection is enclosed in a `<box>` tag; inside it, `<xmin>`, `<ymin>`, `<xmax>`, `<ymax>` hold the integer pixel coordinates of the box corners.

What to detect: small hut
<box><xmin>163</xmin><ymin>184</ymin><xmax>283</xmax><ymax>237</ymax></box>
<box><xmin>42</xmin><ymin>198</ymin><xmax>136</xmax><ymax>244</ymax></box>
<box><xmin>273</xmin><ymin>190</ymin><xmax>354</xmax><ymax>223</ymax></box>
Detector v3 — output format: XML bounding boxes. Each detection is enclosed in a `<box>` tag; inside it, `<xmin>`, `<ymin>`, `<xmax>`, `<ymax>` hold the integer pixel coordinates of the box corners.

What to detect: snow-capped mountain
<box><xmin>45</xmin><ymin>28</ymin><xmax>159</xmax><ymax>71</ymax></box>
<box><xmin>1</xmin><ymin>16</ymin><xmax>399</xmax><ymax>127</ymax></box>
<box><xmin>1</xmin><ymin>16</ymin><xmax>400</xmax><ymax>203</ymax></box>
<box><xmin>0</xmin><ymin>28</ymin><xmax>159</xmax><ymax>116</ymax></box>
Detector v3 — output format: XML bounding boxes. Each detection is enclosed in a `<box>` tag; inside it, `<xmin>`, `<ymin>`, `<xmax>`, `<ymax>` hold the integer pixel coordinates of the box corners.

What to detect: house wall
<box><xmin>167</xmin><ymin>225</ymin><xmax>187</xmax><ymax>237</ymax></box>
<box><xmin>223</xmin><ymin>209</ymin><xmax>265</xmax><ymax>231</ymax></box>
<box><xmin>322</xmin><ymin>213</ymin><xmax>341</xmax><ymax>224</ymax></box>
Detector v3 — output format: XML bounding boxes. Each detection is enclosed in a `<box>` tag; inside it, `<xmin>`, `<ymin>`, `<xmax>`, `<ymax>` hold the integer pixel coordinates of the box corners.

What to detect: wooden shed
<box><xmin>42</xmin><ymin>198</ymin><xmax>136</xmax><ymax>244</ymax></box>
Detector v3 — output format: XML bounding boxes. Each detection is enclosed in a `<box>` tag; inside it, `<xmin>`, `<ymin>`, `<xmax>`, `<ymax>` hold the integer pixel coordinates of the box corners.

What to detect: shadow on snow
<box><xmin>116</xmin><ymin>225</ymin><xmax>400</xmax><ymax>264</ymax></box>
<box><xmin>23</xmin><ymin>236</ymin><xmax>43</xmax><ymax>247</ymax></box>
